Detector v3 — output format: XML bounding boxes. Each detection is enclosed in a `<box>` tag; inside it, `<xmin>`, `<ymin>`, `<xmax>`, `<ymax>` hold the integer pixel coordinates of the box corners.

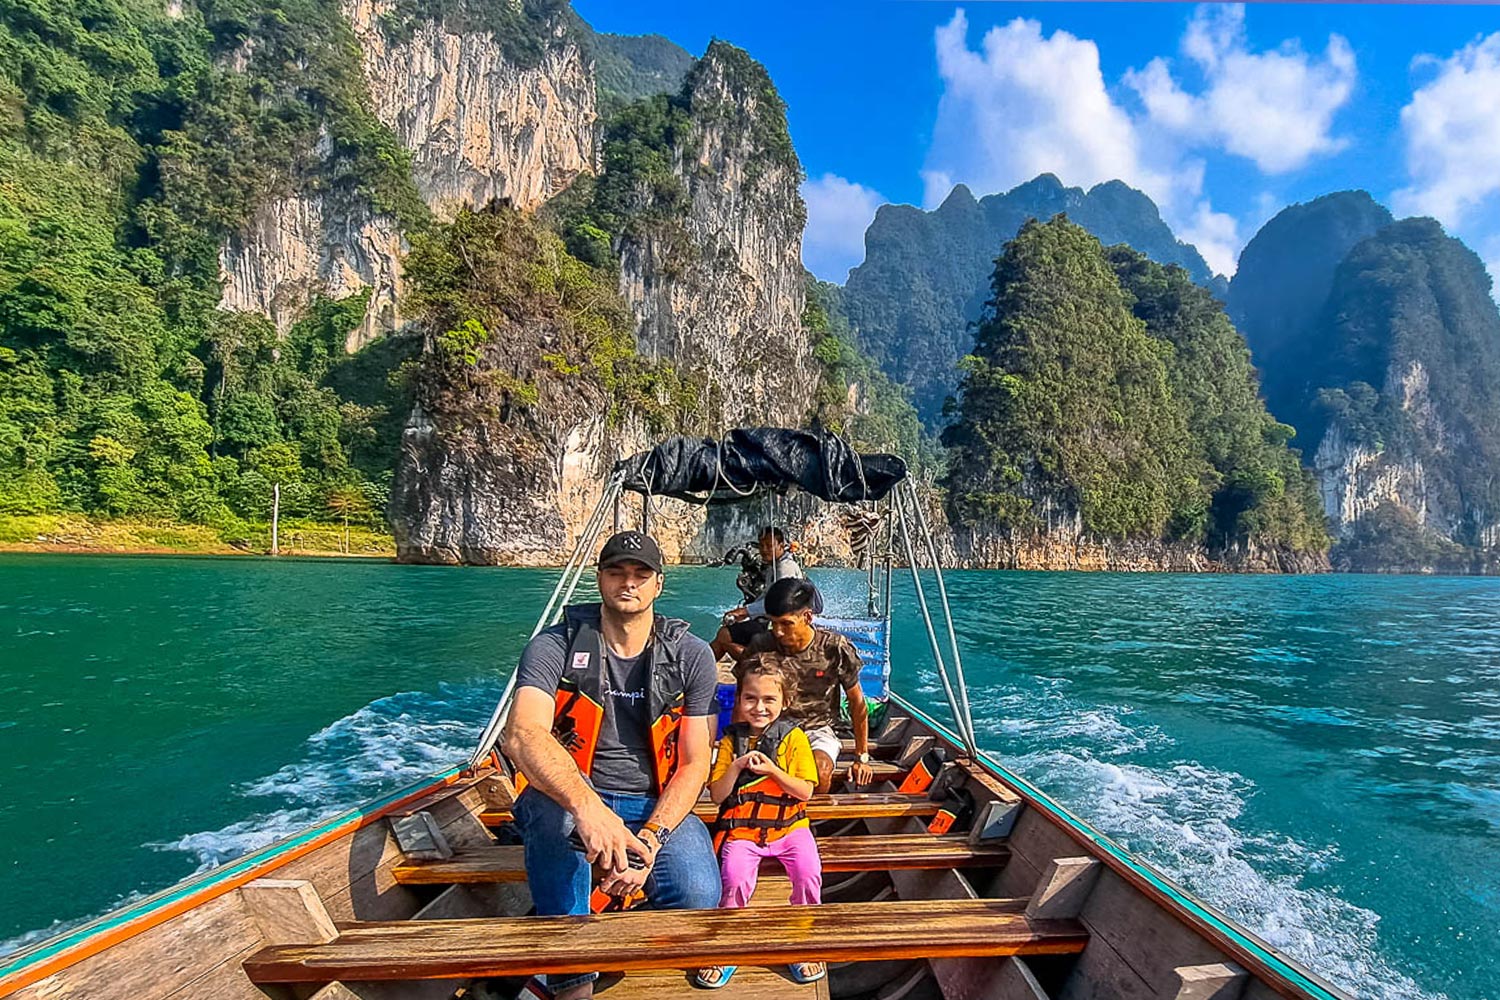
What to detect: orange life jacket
<box><xmin>713</xmin><ymin>717</ymin><xmax>807</xmax><ymax>851</ymax></box>
<box><xmin>546</xmin><ymin>602</ymin><xmax>691</xmax><ymax>793</ymax></box>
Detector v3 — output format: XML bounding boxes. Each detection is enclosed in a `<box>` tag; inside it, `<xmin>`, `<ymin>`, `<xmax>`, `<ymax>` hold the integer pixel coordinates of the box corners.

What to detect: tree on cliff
<box><xmin>942</xmin><ymin>216</ymin><xmax>1327</xmax><ymax>556</ymax></box>
<box><xmin>942</xmin><ymin>216</ymin><xmax>1200</xmax><ymax>538</ymax></box>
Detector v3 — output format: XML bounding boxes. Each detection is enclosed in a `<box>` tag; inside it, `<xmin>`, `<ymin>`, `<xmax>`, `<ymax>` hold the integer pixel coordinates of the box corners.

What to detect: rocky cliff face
<box><xmin>392</xmin><ymin>43</ymin><xmax>822</xmax><ymax>566</ymax></box>
<box><xmin>1292</xmin><ymin>218</ymin><xmax>1500</xmax><ymax>569</ymax></box>
<box><xmin>219</xmin><ymin>3</ymin><xmax>595</xmax><ymax>352</ymax></box>
<box><xmin>342</xmin><ymin>0</ymin><xmax>596</xmax><ymax>216</ymax></box>
<box><xmin>615</xmin><ymin>43</ymin><xmax>817</xmax><ymax>430</ymax></box>
<box><xmin>218</xmin><ymin>185</ymin><xmax>405</xmax><ymax>351</ymax></box>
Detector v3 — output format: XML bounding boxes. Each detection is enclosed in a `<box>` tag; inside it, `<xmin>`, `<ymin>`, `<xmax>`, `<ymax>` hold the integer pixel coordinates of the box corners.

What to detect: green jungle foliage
<box><xmin>381</xmin><ymin>0</ymin><xmax>565</xmax><ymax>67</ymax></box>
<box><xmin>404</xmin><ymin>204</ymin><xmax>702</xmax><ymax>434</ymax></box>
<box><xmin>1227</xmin><ymin>191</ymin><xmax>1393</xmax><ymax>433</ymax></box>
<box><xmin>1310</xmin><ymin>218</ymin><xmax>1500</xmax><ymax>548</ymax></box>
<box><xmin>1334</xmin><ymin>502</ymin><xmax>1476</xmax><ymax>574</ymax></box>
<box><xmin>804</xmin><ymin>276</ymin><xmax>941</xmax><ymax>476</ymax></box>
<box><xmin>942</xmin><ymin>217</ymin><xmax>1327</xmax><ymax>553</ymax></box>
<box><xmin>844</xmin><ymin>174</ymin><xmax>1217</xmax><ymax>426</ymax></box>
<box><xmin>562</xmin><ymin>10</ymin><xmax>693</xmax><ymax>110</ymax></box>
<box><xmin>0</xmin><ymin>0</ymin><xmax>420</xmax><ymax>528</ymax></box>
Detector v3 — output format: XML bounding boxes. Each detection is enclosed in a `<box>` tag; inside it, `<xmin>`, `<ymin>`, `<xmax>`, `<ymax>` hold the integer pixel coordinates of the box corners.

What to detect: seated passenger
<box><xmin>695</xmin><ymin>657</ymin><xmax>824</xmax><ymax>989</ymax></box>
<box><xmin>501</xmin><ymin>531</ymin><xmax>721</xmax><ymax>1000</ymax></box>
<box><xmin>739</xmin><ymin>578</ymin><xmax>875</xmax><ymax>793</ymax></box>
<box><xmin>711</xmin><ymin>526</ymin><xmax>803</xmax><ymax>661</ymax></box>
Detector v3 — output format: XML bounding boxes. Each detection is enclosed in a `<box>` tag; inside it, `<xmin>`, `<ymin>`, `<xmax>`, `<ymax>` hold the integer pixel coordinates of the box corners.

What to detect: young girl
<box><xmin>694</xmin><ymin>656</ymin><xmax>824</xmax><ymax>990</ymax></box>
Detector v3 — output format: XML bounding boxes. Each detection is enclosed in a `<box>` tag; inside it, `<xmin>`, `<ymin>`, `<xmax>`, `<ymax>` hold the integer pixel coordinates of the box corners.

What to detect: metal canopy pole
<box><xmin>467</xmin><ymin>476</ymin><xmax>622</xmax><ymax>770</ymax></box>
<box><xmin>903</xmin><ymin>479</ymin><xmax>979</xmax><ymax>754</ymax></box>
<box><xmin>893</xmin><ymin>484</ymin><xmax>977</xmax><ymax>755</ymax></box>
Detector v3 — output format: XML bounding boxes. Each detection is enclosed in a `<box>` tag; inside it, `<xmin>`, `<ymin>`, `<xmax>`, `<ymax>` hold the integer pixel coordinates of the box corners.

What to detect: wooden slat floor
<box><xmin>242</xmin><ymin>899</ymin><xmax>1088</xmax><ymax>983</ymax></box>
<box><xmin>393</xmin><ymin>835</ymin><xmax>1010</xmax><ymax>885</ymax></box>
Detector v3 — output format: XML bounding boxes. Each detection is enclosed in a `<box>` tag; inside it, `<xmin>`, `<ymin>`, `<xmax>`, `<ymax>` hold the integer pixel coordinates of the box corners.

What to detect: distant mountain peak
<box><xmin>843</xmin><ymin>172</ymin><xmax>1218</xmax><ymax>425</ymax></box>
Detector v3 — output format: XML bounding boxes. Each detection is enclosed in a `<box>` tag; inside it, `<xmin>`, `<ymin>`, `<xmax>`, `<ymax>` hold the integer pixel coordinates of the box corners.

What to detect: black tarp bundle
<box><xmin>614</xmin><ymin>428</ymin><xmax>906</xmax><ymax>505</ymax></box>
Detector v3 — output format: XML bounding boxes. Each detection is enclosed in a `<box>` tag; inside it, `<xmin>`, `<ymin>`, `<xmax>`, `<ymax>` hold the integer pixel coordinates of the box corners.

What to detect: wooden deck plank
<box><xmin>393</xmin><ymin>835</ymin><xmax>1009</xmax><ymax>885</ymax></box>
<box><xmin>242</xmin><ymin>899</ymin><xmax>1088</xmax><ymax>983</ymax></box>
<box><xmin>595</xmin><ymin>966</ymin><xmax>828</xmax><ymax>1000</ymax></box>
<box><xmin>480</xmin><ymin>792</ymin><xmax>940</xmax><ymax>829</ymax></box>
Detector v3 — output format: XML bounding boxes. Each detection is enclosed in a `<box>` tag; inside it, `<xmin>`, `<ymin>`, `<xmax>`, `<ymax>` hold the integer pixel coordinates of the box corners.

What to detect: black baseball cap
<box><xmin>597</xmin><ymin>530</ymin><xmax>664</xmax><ymax>573</ymax></box>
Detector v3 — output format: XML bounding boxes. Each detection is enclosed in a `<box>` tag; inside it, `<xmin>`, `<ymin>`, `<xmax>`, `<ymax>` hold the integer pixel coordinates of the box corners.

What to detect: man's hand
<box><xmin>598</xmin><ymin>833</ymin><xmax>657</xmax><ymax>898</ymax></box>
<box><xmin>574</xmin><ymin>801</ymin><xmax>651</xmax><ymax>874</ymax></box>
<box><xmin>723</xmin><ymin>606</ymin><xmax>749</xmax><ymax>624</ymax></box>
<box><xmin>739</xmin><ymin>750</ymin><xmax>775</xmax><ymax>775</ymax></box>
<box><xmin>847</xmin><ymin>761</ymin><xmax>875</xmax><ymax>786</ymax></box>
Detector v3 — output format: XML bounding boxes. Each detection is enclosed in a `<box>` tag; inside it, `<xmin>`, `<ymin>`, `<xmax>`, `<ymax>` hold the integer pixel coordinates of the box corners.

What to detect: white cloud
<box><xmin>800</xmin><ymin>173</ymin><xmax>886</xmax><ymax>282</ymax></box>
<box><xmin>921</xmin><ymin>9</ymin><xmax>1247</xmax><ymax>274</ymax></box>
<box><xmin>922</xmin><ymin>10</ymin><xmax>1173</xmax><ymax>210</ymax></box>
<box><xmin>1125</xmin><ymin>4</ymin><xmax>1356</xmax><ymax>174</ymax></box>
<box><xmin>1176</xmin><ymin>202</ymin><xmax>1241</xmax><ymax>278</ymax></box>
<box><xmin>1391</xmin><ymin>33</ymin><xmax>1500</xmax><ymax>227</ymax></box>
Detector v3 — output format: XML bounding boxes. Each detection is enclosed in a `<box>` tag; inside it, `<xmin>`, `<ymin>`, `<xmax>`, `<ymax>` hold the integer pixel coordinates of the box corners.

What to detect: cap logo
<box><xmin>620</xmin><ymin>535</ymin><xmax>642</xmax><ymax>551</ymax></box>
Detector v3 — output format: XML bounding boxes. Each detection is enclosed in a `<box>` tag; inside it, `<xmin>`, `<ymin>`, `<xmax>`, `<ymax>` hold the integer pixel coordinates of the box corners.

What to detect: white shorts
<box><xmin>804</xmin><ymin>725</ymin><xmax>841</xmax><ymax>763</ymax></box>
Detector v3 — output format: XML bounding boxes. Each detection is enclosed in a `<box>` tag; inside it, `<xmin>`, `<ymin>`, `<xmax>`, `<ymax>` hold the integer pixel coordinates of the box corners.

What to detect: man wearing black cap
<box><xmin>503</xmin><ymin>531</ymin><xmax>720</xmax><ymax>1000</ymax></box>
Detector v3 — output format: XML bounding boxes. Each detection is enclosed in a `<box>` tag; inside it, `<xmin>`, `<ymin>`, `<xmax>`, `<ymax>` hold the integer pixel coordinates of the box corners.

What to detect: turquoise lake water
<box><xmin>0</xmin><ymin>554</ymin><xmax>1496</xmax><ymax>998</ymax></box>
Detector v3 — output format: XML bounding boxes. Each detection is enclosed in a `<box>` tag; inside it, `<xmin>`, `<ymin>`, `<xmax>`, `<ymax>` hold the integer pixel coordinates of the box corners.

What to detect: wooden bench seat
<box><xmin>242</xmin><ymin>898</ymin><xmax>1088</xmax><ymax>983</ymax></box>
<box><xmin>479</xmin><ymin>792</ymin><xmax>940</xmax><ymax>829</ymax></box>
<box><xmin>393</xmin><ymin>834</ymin><xmax>1010</xmax><ymax>885</ymax></box>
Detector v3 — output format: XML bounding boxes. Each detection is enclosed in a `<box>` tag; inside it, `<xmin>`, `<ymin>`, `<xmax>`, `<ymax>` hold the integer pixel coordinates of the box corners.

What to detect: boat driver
<box><xmin>502</xmin><ymin>530</ymin><xmax>720</xmax><ymax>1000</ymax></box>
<box><xmin>710</xmin><ymin>525</ymin><xmax>804</xmax><ymax>660</ymax></box>
<box><xmin>737</xmin><ymin>577</ymin><xmax>876</xmax><ymax>793</ymax></box>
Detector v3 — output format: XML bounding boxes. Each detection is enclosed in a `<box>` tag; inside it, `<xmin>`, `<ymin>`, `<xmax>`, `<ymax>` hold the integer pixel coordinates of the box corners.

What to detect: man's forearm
<box><xmin>504</xmin><ymin>724</ymin><xmax>601</xmax><ymax>816</ymax></box>
<box><xmin>648</xmin><ymin>757</ymin><xmax>710</xmax><ymax>828</ymax></box>
<box><xmin>851</xmin><ymin>696</ymin><xmax>870</xmax><ymax>755</ymax></box>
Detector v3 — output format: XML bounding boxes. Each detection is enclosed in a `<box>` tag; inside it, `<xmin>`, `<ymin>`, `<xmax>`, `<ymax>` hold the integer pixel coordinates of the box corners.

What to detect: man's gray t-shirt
<box><xmin>515</xmin><ymin>625</ymin><xmax>717</xmax><ymax>794</ymax></box>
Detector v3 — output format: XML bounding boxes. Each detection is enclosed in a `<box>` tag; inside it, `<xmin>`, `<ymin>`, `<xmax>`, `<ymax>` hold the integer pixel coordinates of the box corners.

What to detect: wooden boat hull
<box><xmin>0</xmin><ymin>693</ymin><xmax>1354</xmax><ymax>1000</ymax></box>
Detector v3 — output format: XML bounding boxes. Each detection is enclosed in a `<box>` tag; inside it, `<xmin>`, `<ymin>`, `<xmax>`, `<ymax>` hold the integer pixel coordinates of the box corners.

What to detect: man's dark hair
<box><xmin>759</xmin><ymin>525</ymin><xmax>787</xmax><ymax>544</ymax></box>
<box><xmin>764</xmin><ymin>577</ymin><xmax>817</xmax><ymax>617</ymax></box>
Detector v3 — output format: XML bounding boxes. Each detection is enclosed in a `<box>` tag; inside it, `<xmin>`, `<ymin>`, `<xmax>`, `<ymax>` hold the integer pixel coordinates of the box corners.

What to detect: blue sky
<box><xmin>574</xmin><ymin>2</ymin><xmax>1500</xmax><ymax>287</ymax></box>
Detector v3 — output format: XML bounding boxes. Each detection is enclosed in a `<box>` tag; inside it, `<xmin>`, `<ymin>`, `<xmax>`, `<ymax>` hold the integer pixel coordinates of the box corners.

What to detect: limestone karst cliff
<box><xmin>219</xmin><ymin>1</ymin><xmax>597</xmax><ymax>353</ymax></box>
<box><xmin>388</xmin><ymin>43</ymin><xmax>820</xmax><ymax>565</ymax></box>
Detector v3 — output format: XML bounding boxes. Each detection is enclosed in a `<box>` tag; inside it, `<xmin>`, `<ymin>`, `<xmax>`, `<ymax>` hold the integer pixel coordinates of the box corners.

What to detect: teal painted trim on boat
<box><xmin>889</xmin><ymin>693</ymin><xmax>1351</xmax><ymax>1000</ymax></box>
<box><xmin>0</xmin><ymin>766</ymin><xmax>462</xmax><ymax>982</ymax></box>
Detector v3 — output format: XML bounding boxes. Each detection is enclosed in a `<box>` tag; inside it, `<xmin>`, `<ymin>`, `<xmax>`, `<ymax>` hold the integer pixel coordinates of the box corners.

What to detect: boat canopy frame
<box><xmin>467</xmin><ymin>428</ymin><xmax>979</xmax><ymax>769</ymax></box>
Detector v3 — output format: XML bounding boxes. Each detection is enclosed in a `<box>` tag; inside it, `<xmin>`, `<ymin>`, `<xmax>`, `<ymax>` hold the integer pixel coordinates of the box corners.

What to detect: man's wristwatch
<box><xmin>641</xmin><ymin>821</ymin><xmax>673</xmax><ymax>847</ymax></box>
<box><xmin>855</xmin><ymin>752</ymin><xmax>871</xmax><ymax>765</ymax></box>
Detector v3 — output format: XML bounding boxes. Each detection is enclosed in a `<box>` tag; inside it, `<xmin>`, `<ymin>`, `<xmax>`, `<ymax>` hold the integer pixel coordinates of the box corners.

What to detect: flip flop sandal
<box><xmin>692</xmin><ymin>966</ymin><xmax>737</xmax><ymax>989</ymax></box>
<box><xmin>789</xmin><ymin>962</ymin><xmax>827</xmax><ymax>984</ymax></box>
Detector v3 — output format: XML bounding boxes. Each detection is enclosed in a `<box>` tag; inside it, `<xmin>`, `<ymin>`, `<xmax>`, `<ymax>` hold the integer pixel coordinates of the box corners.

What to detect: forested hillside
<box><xmin>942</xmin><ymin>217</ymin><xmax>1326</xmax><ymax>565</ymax></box>
<box><xmin>1</xmin><ymin>0</ymin><xmax>915</xmax><ymax>556</ymax></box>
<box><xmin>1226</xmin><ymin>193</ymin><xmax>1500</xmax><ymax>571</ymax></box>
<box><xmin>843</xmin><ymin>174</ymin><xmax>1218</xmax><ymax>425</ymax></box>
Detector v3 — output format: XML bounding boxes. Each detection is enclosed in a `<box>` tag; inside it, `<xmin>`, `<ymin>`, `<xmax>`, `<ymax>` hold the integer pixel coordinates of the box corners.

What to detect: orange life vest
<box><xmin>545</xmin><ymin>603</ymin><xmax>691</xmax><ymax>793</ymax></box>
<box><xmin>713</xmin><ymin>717</ymin><xmax>807</xmax><ymax>851</ymax></box>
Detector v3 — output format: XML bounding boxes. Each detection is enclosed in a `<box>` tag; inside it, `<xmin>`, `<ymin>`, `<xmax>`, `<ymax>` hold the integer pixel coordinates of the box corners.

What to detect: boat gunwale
<box><xmin>0</xmin><ymin>765</ymin><xmax>464</xmax><ymax>997</ymax></box>
<box><xmin>889</xmin><ymin>692</ymin><xmax>1356</xmax><ymax>1000</ymax></box>
<box><xmin>0</xmin><ymin>694</ymin><xmax>1363</xmax><ymax>1000</ymax></box>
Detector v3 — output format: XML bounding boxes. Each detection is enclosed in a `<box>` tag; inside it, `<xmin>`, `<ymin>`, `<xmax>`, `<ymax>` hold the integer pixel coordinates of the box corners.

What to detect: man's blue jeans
<box><xmin>513</xmin><ymin>785</ymin><xmax>721</xmax><ymax>992</ymax></box>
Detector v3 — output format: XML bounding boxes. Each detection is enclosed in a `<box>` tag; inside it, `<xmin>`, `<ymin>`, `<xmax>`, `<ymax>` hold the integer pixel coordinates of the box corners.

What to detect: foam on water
<box><xmin>149</xmin><ymin>684</ymin><xmax>491</xmax><ymax>872</ymax></box>
<box><xmin>976</xmin><ymin>676</ymin><xmax>1449</xmax><ymax>1000</ymax></box>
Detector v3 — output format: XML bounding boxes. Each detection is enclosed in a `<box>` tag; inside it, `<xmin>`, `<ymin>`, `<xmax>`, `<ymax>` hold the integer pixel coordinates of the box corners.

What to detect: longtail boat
<box><xmin>0</xmin><ymin>430</ymin><xmax>1355</xmax><ymax>1000</ymax></box>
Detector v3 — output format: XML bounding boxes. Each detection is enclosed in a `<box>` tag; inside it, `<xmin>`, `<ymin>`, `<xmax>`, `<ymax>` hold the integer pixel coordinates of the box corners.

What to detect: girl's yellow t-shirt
<box><xmin>710</xmin><ymin>725</ymin><xmax>817</xmax><ymax>844</ymax></box>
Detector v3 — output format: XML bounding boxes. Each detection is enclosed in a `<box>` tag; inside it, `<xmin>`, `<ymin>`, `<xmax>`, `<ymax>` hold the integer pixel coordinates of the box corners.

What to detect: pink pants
<box><xmin>718</xmin><ymin>826</ymin><xmax>822</xmax><ymax>908</ymax></box>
